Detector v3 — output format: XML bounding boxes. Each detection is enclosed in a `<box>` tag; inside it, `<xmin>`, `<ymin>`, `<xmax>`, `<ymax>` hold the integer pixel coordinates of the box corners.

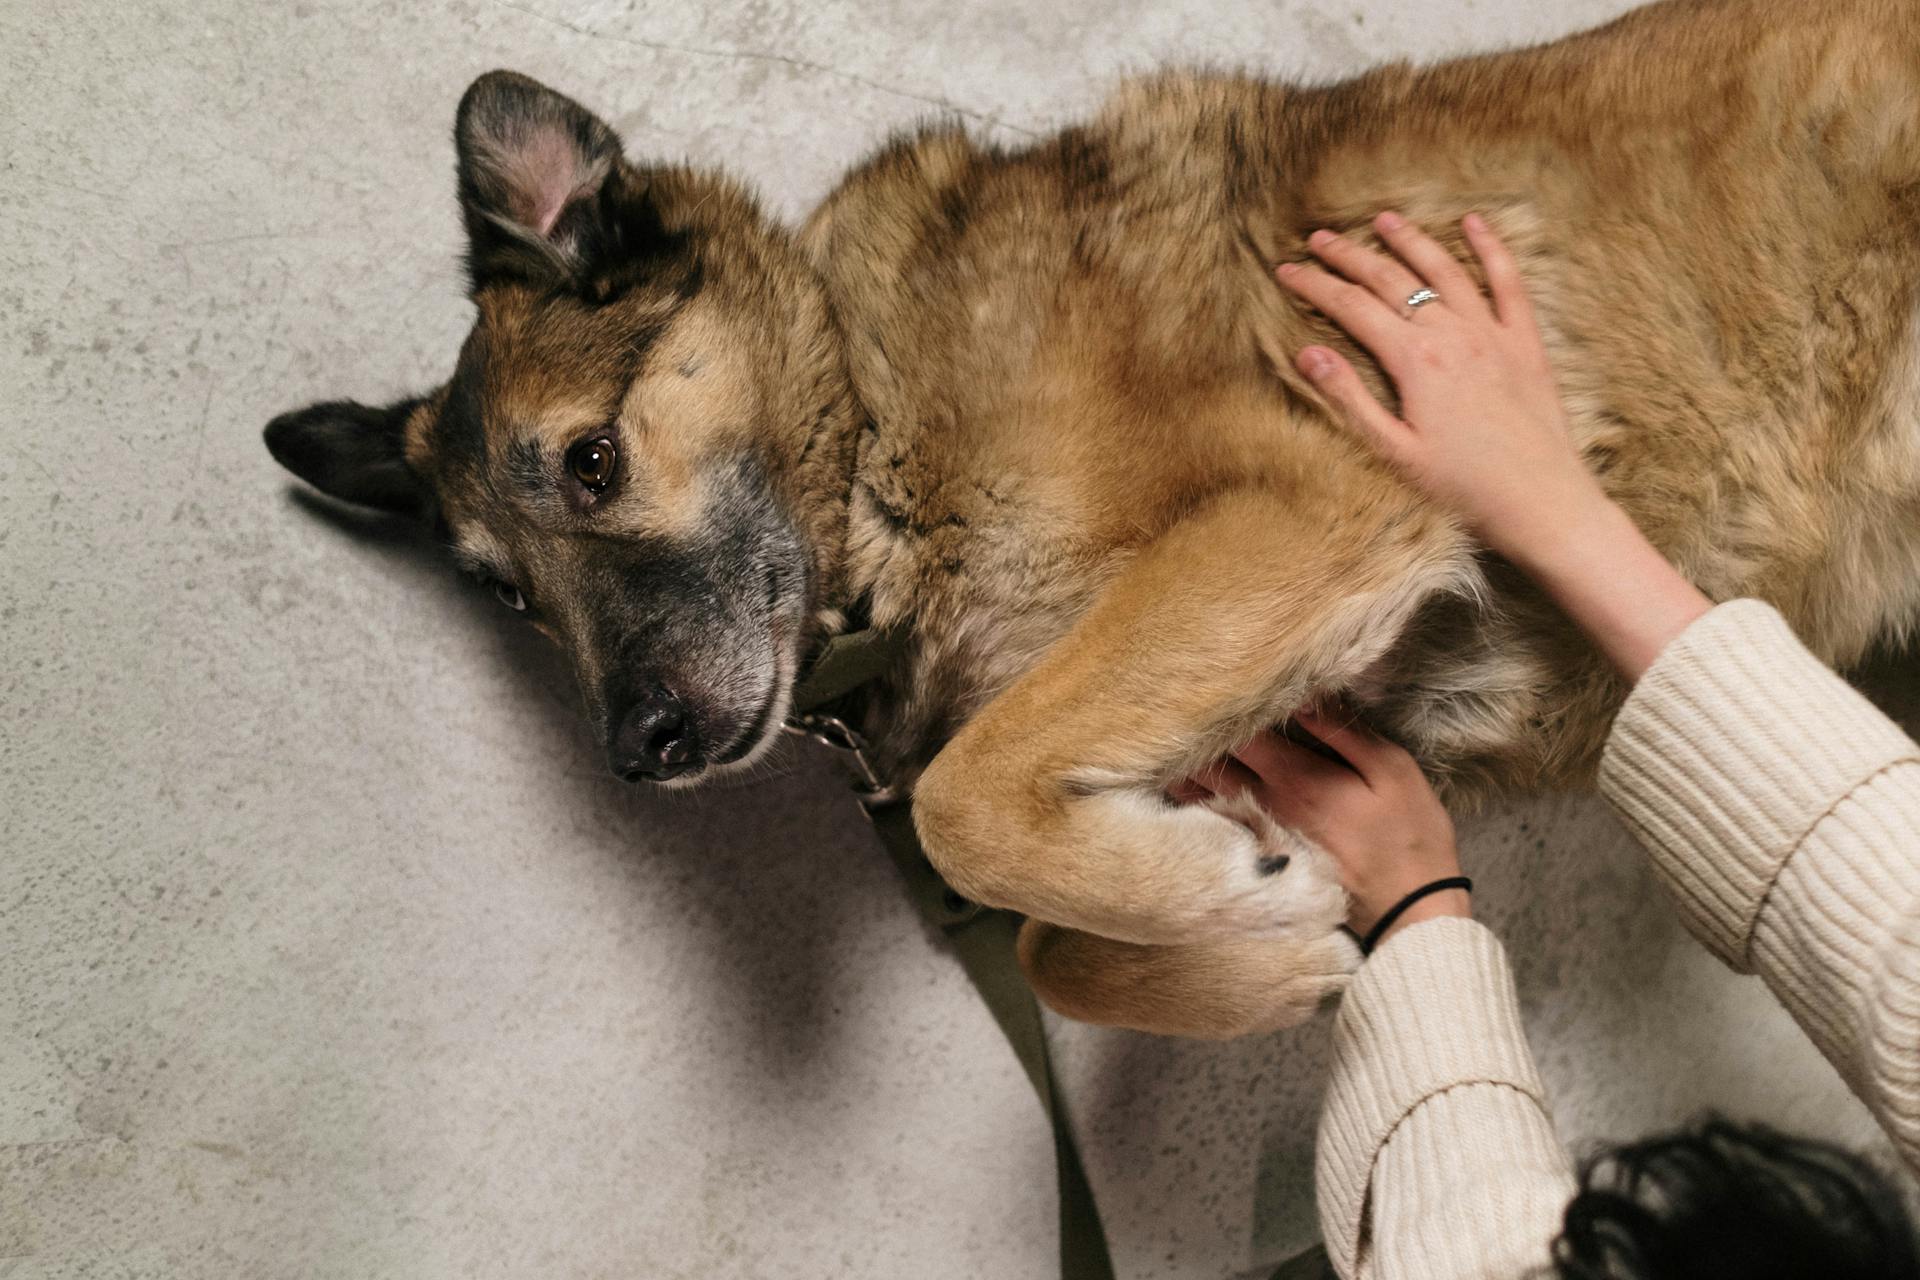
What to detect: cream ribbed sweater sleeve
<box><xmin>1316</xmin><ymin>917</ymin><xmax>1575</xmax><ymax>1279</ymax></box>
<box><xmin>1314</xmin><ymin>599</ymin><xmax>1920</xmax><ymax>1277</ymax></box>
<box><xmin>1598</xmin><ymin>598</ymin><xmax>1920</xmax><ymax>1166</ymax></box>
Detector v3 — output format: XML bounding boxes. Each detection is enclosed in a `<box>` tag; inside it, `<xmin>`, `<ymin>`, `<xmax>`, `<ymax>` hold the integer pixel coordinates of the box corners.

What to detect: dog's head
<box><xmin>266</xmin><ymin>72</ymin><xmax>857</xmax><ymax>787</ymax></box>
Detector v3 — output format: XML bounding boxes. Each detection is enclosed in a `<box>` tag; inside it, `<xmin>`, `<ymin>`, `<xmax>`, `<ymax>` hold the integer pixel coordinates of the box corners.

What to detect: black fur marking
<box><xmin>864</xmin><ymin>484</ymin><xmax>973</xmax><ymax>542</ymax></box>
<box><xmin>938</xmin><ymin>187</ymin><xmax>971</xmax><ymax>237</ymax></box>
<box><xmin>670</xmin><ymin>256</ymin><xmax>706</xmax><ymax>304</ymax></box>
<box><xmin>1054</xmin><ymin>127</ymin><xmax>1114</xmax><ymax>200</ymax></box>
<box><xmin>434</xmin><ymin>333</ymin><xmax>491</xmax><ymax>476</ymax></box>
<box><xmin>620</xmin><ymin>296</ymin><xmax>691</xmax><ymax>366</ymax></box>
<box><xmin>1221</xmin><ymin>114</ymin><xmax>1250</xmax><ymax>177</ymax></box>
<box><xmin>579</xmin><ymin>184</ymin><xmax>697</xmax><ymax>305</ymax></box>
<box><xmin>263</xmin><ymin>397</ymin><xmax>425</xmax><ymax>516</ymax></box>
<box><xmin>503</xmin><ymin>437</ymin><xmax>551</xmax><ymax>501</ymax></box>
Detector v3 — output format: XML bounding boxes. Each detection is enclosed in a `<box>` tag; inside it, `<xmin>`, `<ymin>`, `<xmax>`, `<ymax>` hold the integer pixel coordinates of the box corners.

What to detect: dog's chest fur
<box><xmin>799</xmin><ymin>0</ymin><xmax>1920</xmax><ymax>790</ymax></box>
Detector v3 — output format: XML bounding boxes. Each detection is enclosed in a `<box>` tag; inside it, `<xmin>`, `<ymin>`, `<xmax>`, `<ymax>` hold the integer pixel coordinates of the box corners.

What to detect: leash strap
<box><xmin>788</xmin><ymin>627</ymin><xmax>905</xmax><ymax>711</ymax></box>
<box><xmin>788</xmin><ymin>630</ymin><xmax>1116</xmax><ymax>1280</ymax></box>
<box><xmin>1269</xmin><ymin>1244</ymin><xmax>1335</xmax><ymax>1278</ymax></box>
<box><xmin>865</xmin><ymin>799</ymin><xmax>1116</xmax><ymax>1280</ymax></box>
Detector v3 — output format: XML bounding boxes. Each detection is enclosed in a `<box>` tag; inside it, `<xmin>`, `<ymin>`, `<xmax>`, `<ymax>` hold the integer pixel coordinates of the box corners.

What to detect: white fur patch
<box><xmin>1034</xmin><ymin>784</ymin><xmax>1349</xmax><ymax>945</ymax></box>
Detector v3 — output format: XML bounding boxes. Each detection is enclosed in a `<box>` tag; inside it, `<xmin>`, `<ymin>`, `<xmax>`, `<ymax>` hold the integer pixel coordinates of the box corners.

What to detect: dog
<box><xmin>265</xmin><ymin>0</ymin><xmax>1920</xmax><ymax>1037</ymax></box>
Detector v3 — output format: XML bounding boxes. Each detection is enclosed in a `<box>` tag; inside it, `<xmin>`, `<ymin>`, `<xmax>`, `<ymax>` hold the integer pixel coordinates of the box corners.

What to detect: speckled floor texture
<box><xmin>2</xmin><ymin>0</ymin><xmax>1904</xmax><ymax>1276</ymax></box>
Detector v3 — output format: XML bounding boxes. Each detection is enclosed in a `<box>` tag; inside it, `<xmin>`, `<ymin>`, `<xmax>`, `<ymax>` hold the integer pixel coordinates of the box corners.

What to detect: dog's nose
<box><xmin>608</xmin><ymin>686</ymin><xmax>702</xmax><ymax>782</ymax></box>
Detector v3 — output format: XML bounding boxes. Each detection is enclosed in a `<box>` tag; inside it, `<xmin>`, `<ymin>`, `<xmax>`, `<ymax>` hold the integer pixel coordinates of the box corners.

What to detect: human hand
<box><xmin>1175</xmin><ymin>708</ymin><xmax>1468</xmax><ymax>947</ymax></box>
<box><xmin>1274</xmin><ymin>211</ymin><xmax>1608</xmax><ymax>567</ymax></box>
<box><xmin>1273</xmin><ymin>212</ymin><xmax>1712</xmax><ymax>683</ymax></box>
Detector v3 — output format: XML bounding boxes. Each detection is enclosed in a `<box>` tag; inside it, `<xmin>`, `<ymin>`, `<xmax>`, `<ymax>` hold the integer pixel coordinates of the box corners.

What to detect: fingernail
<box><xmin>1308</xmin><ymin>229</ymin><xmax>1335</xmax><ymax>247</ymax></box>
<box><xmin>1463</xmin><ymin>212</ymin><xmax>1486</xmax><ymax>233</ymax></box>
<box><xmin>1299</xmin><ymin>347</ymin><xmax>1334</xmax><ymax>378</ymax></box>
<box><xmin>1376</xmin><ymin>210</ymin><xmax>1404</xmax><ymax>231</ymax></box>
<box><xmin>1276</xmin><ymin>261</ymin><xmax>1299</xmax><ymax>277</ymax></box>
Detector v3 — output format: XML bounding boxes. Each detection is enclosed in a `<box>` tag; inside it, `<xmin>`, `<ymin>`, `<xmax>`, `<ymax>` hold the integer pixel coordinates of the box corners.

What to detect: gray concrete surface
<box><xmin>1</xmin><ymin>0</ymin><xmax>1900</xmax><ymax>1276</ymax></box>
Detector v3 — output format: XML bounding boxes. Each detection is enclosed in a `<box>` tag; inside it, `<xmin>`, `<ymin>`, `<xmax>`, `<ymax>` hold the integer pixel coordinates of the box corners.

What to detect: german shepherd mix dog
<box><xmin>266</xmin><ymin>0</ymin><xmax>1920</xmax><ymax>1036</ymax></box>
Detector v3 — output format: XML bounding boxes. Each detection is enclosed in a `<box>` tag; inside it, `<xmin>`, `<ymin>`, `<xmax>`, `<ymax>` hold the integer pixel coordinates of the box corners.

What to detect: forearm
<box><xmin>1317</xmin><ymin>918</ymin><xmax>1574</xmax><ymax>1278</ymax></box>
<box><xmin>1366</xmin><ymin>1085</ymin><xmax>1573</xmax><ymax>1280</ymax></box>
<box><xmin>1600</xmin><ymin>601</ymin><xmax>1920</xmax><ymax>1167</ymax></box>
<box><xmin>1497</xmin><ymin>482</ymin><xmax>1711</xmax><ymax>684</ymax></box>
<box><xmin>1753</xmin><ymin>767</ymin><xmax>1920</xmax><ymax>1168</ymax></box>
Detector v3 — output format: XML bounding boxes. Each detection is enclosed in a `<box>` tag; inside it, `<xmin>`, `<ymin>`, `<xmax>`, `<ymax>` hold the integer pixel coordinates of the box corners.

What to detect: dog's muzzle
<box><xmin>607</xmin><ymin>684</ymin><xmax>703</xmax><ymax>782</ymax></box>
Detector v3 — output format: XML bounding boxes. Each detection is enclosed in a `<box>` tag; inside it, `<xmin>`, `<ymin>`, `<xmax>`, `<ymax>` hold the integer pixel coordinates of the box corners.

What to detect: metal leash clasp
<box><xmin>783</xmin><ymin>712</ymin><xmax>904</xmax><ymax>811</ymax></box>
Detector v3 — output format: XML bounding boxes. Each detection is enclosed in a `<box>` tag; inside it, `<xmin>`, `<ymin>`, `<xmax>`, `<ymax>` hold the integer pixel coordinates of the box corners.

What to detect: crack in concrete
<box><xmin>487</xmin><ymin>0</ymin><xmax>1040</xmax><ymax>141</ymax></box>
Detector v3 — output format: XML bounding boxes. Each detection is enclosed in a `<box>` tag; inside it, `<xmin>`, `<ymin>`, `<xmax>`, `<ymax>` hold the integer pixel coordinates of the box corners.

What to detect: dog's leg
<box><xmin>913</xmin><ymin>484</ymin><xmax>1473</xmax><ymax>955</ymax></box>
<box><xmin>1017</xmin><ymin>917</ymin><xmax>1354</xmax><ymax>1038</ymax></box>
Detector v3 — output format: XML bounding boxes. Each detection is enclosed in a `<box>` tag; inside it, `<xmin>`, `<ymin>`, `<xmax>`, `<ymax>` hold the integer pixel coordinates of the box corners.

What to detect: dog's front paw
<box><xmin>1195</xmin><ymin>788</ymin><xmax>1350</xmax><ymax>940</ymax></box>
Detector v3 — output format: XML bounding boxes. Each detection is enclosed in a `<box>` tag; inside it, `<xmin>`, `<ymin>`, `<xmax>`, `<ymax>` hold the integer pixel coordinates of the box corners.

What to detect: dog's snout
<box><xmin>609</xmin><ymin>686</ymin><xmax>703</xmax><ymax>782</ymax></box>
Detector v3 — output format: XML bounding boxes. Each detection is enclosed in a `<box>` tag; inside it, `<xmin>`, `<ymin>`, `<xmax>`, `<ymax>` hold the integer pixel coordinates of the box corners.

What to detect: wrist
<box><xmin>1481</xmin><ymin>471</ymin><xmax>1616</xmax><ymax>576</ymax></box>
<box><xmin>1356</xmin><ymin>874</ymin><xmax>1472</xmax><ymax>952</ymax></box>
<box><xmin>1373</xmin><ymin>888</ymin><xmax>1472</xmax><ymax>947</ymax></box>
<box><xmin>1502</xmin><ymin>493</ymin><xmax>1711</xmax><ymax>682</ymax></box>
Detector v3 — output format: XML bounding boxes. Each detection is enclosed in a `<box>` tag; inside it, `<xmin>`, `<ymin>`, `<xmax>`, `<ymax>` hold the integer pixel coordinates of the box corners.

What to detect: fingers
<box><xmin>1295</xmin><ymin>707</ymin><xmax>1417</xmax><ymax>789</ymax></box>
<box><xmin>1220</xmin><ymin>729</ymin><xmax>1366</xmax><ymax>832</ymax></box>
<box><xmin>1305</xmin><ymin>229</ymin><xmax>1426</xmax><ymax>315</ymax></box>
<box><xmin>1462</xmin><ymin>212</ymin><xmax>1535</xmax><ymax>329</ymax></box>
<box><xmin>1182</xmin><ymin>757</ymin><xmax>1260</xmax><ymax>801</ymax></box>
<box><xmin>1229</xmin><ymin>728</ymin><xmax>1349</xmax><ymax>792</ymax></box>
<box><xmin>1276</xmin><ymin>260</ymin><xmax>1406</xmax><ymax>355</ymax></box>
<box><xmin>1374</xmin><ymin>211</ymin><xmax>1490</xmax><ymax>321</ymax></box>
<box><xmin>1293</xmin><ymin>346</ymin><xmax>1415</xmax><ymax>465</ymax></box>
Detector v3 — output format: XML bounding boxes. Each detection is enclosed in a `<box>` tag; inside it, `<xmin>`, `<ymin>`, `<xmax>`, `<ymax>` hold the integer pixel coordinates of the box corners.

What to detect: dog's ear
<box><xmin>263</xmin><ymin>397</ymin><xmax>428</xmax><ymax>517</ymax></box>
<box><xmin>454</xmin><ymin>70</ymin><xmax>681</xmax><ymax>298</ymax></box>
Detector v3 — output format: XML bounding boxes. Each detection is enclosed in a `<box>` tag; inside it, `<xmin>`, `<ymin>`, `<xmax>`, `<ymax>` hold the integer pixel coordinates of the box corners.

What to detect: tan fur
<box><xmin>306</xmin><ymin>0</ymin><xmax>1920</xmax><ymax>1036</ymax></box>
<box><xmin>809</xmin><ymin>0</ymin><xmax>1920</xmax><ymax>1033</ymax></box>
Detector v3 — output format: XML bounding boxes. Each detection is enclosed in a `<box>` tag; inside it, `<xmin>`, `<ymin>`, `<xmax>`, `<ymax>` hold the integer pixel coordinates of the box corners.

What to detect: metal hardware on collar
<box><xmin>781</xmin><ymin>711</ymin><xmax>904</xmax><ymax>808</ymax></box>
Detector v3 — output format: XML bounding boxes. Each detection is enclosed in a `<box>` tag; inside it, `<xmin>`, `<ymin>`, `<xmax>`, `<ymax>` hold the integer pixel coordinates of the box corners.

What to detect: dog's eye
<box><xmin>493</xmin><ymin>581</ymin><xmax>527</xmax><ymax>612</ymax></box>
<box><xmin>568</xmin><ymin>437</ymin><xmax>617</xmax><ymax>494</ymax></box>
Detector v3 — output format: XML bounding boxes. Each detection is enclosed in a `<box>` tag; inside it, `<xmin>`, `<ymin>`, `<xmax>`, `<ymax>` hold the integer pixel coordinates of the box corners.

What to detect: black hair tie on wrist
<box><xmin>1358</xmin><ymin>876</ymin><xmax>1473</xmax><ymax>956</ymax></box>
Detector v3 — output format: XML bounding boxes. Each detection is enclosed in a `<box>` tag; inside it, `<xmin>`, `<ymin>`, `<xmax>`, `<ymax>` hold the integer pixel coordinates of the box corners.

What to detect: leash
<box><xmin>784</xmin><ymin>629</ymin><xmax>1117</xmax><ymax>1280</ymax></box>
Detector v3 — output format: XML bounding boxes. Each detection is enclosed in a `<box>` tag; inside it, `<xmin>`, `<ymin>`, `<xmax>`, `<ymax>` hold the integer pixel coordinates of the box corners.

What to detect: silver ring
<box><xmin>1403</xmin><ymin>286</ymin><xmax>1441</xmax><ymax>313</ymax></box>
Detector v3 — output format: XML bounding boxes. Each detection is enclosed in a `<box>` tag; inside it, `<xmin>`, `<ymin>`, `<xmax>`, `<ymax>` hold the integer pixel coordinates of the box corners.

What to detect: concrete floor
<box><xmin>1</xmin><ymin>0</ymin><xmax>1900</xmax><ymax>1276</ymax></box>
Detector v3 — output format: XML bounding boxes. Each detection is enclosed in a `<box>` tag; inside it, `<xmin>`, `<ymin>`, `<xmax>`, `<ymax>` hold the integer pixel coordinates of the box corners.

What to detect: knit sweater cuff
<box><xmin>1598</xmin><ymin>599</ymin><xmax>1919</xmax><ymax>971</ymax></box>
<box><xmin>1316</xmin><ymin>918</ymin><xmax>1549</xmax><ymax>1276</ymax></box>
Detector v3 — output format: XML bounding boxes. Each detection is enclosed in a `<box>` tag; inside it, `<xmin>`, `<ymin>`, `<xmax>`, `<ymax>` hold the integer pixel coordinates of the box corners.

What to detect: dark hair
<box><xmin>1551</xmin><ymin>1118</ymin><xmax>1919</xmax><ymax>1279</ymax></box>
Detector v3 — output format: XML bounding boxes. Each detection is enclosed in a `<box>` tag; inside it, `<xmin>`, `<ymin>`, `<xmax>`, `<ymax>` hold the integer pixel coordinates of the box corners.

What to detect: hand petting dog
<box><xmin>1191</xmin><ymin>212</ymin><xmax>1716</xmax><ymax>950</ymax></box>
<box><xmin>1276</xmin><ymin>211</ymin><xmax>1581</xmax><ymax>565</ymax></box>
<box><xmin>1278</xmin><ymin>212</ymin><xmax>1712</xmax><ymax>684</ymax></box>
